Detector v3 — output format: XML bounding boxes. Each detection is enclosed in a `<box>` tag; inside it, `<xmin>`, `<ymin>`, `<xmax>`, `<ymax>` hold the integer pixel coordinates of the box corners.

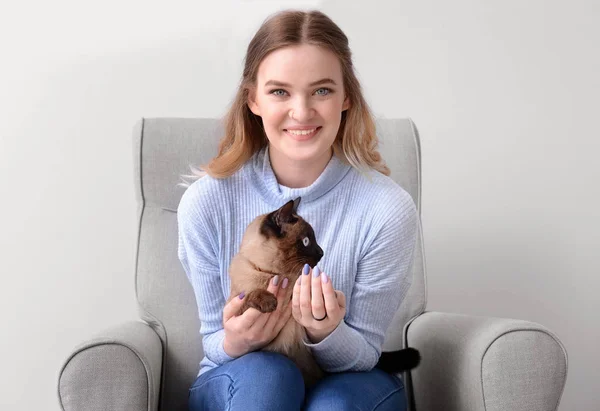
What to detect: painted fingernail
<box><xmin>313</xmin><ymin>266</ymin><xmax>320</xmax><ymax>278</ymax></box>
<box><xmin>282</xmin><ymin>277</ymin><xmax>289</xmax><ymax>289</ymax></box>
<box><xmin>272</xmin><ymin>275</ymin><xmax>279</xmax><ymax>286</ymax></box>
<box><xmin>321</xmin><ymin>272</ymin><xmax>329</xmax><ymax>283</ymax></box>
<box><xmin>239</xmin><ymin>291</ymin><xmax>245</xmax><ymax>299</ymax></box>
<box><xmin>303</xmin><ymin>264</ymin><xmax>310</xmax><ymax>275</ymax></box>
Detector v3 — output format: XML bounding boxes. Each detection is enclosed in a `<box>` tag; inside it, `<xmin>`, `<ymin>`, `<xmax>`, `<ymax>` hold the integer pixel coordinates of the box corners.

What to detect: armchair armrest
<box><xmin>406</xmin><ymin>311</ymin><xmax>567</xmax><ymax>411</ymax></box>
<box><xmin>57</xmin><ymin>320</ymin><xmax>163</xmax><ymax>411</ymax></box>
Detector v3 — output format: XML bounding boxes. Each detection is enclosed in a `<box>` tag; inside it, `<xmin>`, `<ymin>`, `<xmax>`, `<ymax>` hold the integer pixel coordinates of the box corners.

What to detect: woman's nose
<box><xmin>290</xmin><ymin>98</ymin><xmax>315</xmax><ymax>122</ymax></box>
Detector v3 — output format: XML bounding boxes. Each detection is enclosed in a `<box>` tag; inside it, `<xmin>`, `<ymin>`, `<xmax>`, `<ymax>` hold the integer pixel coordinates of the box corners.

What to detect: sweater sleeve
<box><xmin>177</xmin><ymin>184</ymin><xmax>235</xmax><ymax>366</ymax></box>
<box><xmin>302</xmin><ymin>193</ymin><xmax>418</xmax><ymax>372</ymax></box>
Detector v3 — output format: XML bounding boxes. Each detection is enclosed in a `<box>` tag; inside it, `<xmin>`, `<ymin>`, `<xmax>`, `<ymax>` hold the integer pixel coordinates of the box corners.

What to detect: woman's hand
<box><xmin>222</xmin><ymin>276</ymin><xmax>292</xmax><ymax>358</ymax></box>
<box><xmin>292</xmin><ymin>264</ymin><xmax>346</xmax><ymax>343</ymax></box>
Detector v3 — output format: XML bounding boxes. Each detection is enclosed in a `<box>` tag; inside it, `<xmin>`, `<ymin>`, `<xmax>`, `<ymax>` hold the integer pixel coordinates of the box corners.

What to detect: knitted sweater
<box><xmin>177</xmin><ymin>146</ymin><xmax>418</xmax><ymax>377</ymax></box>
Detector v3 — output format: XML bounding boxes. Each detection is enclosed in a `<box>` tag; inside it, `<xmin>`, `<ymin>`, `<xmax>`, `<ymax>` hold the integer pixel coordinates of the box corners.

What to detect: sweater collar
<box><xmin>245</xmin><ymin>145</ymin><xmax>352</xmax><ymax>207</ymax></box>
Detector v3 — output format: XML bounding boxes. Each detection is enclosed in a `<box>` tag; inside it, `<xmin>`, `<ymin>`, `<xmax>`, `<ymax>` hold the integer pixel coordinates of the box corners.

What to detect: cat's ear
<box><xmin>274</xmin><ymin>199</ymin><xmax>296</xmax><ymax>226</ymax></box>
<box><xmin>292</xmin><ymin>197</ymin><xmax>301</xmax><ymax>213</ymax></box>
<box><xmin>261</xmin><ymin>200</ymin><xmax>297</xmax><ymax>238</ymax></box>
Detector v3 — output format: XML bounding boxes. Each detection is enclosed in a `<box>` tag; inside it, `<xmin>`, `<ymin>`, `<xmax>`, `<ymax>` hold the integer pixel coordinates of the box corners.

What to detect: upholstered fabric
<box><xmin>57</xmin><ymin>321</ymin><xmax>162</xmax><ymax>411</ymax></box>
<box><xmin>407</xmin><ymin>312</ymin><xmax>568</xmax><ymax>411</ymax></box>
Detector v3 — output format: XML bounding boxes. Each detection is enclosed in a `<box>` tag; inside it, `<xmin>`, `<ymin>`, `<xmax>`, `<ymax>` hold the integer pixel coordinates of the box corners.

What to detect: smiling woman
<box><xmin>184</xmin><ymin>10</ymin><xmax>390</xmax><ymax>185</ymax></box>
<box><xmin>178</xmin><ymin>8</ymin><xmax>417</xmax><ymax>411</ymax></box>
<box><xmin>247</xmin><ymin>45</ymin><xmax>350</xmax><ymax>187</ymax></box>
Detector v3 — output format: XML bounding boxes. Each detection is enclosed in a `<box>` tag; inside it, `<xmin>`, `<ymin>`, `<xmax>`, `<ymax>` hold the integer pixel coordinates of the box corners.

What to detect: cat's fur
<box><xmin>227</xmin><ymin>197</ymin><xmax>420</xmax><ymax>387</ymax></box>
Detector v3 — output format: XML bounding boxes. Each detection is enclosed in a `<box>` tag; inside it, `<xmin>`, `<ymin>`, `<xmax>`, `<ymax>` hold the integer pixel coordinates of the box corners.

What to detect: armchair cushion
<box><xmin>406</xmin><ymin>311</ymin><xmax>567</xmax><ymax>411</ymax></box>
<box><xmin>57</xmin><ymin>321</ymin><xmax>163</xmax><ymax>411</ymax></box>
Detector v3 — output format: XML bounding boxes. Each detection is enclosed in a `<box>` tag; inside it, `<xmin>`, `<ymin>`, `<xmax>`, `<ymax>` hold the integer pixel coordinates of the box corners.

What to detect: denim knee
<box><xmin>236</xmin><ymin>351</ymin><xmax>304</xmax><ymax>389</ymax></box>
<box><xmin>189</xmin><ymin>351</ymin><xmax>305</xmax><ymax>411</ymax></box>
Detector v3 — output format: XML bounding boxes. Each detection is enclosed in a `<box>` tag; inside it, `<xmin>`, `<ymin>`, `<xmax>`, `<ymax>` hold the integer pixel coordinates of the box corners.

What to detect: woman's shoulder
<box><xmin>181</xmin><ymin>172</ymin><xmax>231</xmax><ymax>197</ymax></box>
<box><xmin>347</xmin><ymin>167</ymin><xmax>416</xmax><ymax>216</ymax></box>
<box><xmin>177</xmin><ymin>169</ymin><xmax>245</xmax><ymax>221</ymax></box>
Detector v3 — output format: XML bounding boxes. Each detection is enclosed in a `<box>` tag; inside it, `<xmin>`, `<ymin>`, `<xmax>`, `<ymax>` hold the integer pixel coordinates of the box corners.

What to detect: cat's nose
<box><xmin>317</xmin><ymin>246</ymin><xmax>324</xmax><ymax>258</ymax></box>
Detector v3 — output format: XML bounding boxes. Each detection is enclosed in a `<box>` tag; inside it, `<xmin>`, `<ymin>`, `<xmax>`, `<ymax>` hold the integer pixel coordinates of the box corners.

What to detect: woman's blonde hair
<box><xmin>179</xmin><ymin>9</ymin><xmax>389</xmax><ymax>188</ymax></box>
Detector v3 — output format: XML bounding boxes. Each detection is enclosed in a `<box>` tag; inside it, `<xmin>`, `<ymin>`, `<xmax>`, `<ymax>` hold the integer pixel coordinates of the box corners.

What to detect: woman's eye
<box><xmin>315</xmin><ymin>88</ymin><xmax>332</xmax><ymax>96</ymax></box>
<box><xmin>269</xmin><ymin>88</ymin><xmax>332</xmax><ymax>97</ymax></box>
<box><xmin>270</xmin><ymin>89</ymin><xmax>287</xmax><ymax>97</ymax></box>
<box><xmin>302</xmin><ymin>237</ymin><xmax>310</xmax><ymax>247</ymax></box>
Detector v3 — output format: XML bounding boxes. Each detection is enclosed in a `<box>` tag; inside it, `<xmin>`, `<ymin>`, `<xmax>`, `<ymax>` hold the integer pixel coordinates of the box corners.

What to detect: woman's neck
<box><xmin>268</xmin><ymin>146</ymin><xmax>333</xmax><ymax>188</ymax></box>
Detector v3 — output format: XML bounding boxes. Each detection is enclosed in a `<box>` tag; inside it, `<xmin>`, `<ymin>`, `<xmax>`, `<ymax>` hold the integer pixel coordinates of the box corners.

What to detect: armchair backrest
<box><xmin>132</xmin><ymin>117</ymin><xmax>426</xmax><ymax>410</ymax></box>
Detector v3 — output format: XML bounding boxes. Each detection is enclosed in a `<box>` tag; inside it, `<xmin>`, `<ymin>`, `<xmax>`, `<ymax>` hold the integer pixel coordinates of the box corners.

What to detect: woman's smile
<box><xmin>284</xmin><ymin>126</ymin><xmax>322</xmax><ymax>141</ymax></box>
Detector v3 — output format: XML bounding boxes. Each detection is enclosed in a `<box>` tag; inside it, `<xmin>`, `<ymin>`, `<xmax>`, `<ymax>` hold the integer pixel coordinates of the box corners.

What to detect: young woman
<box><xmin>177</xmin><ymin>9</ymin><xmax>418</xmax><ymax>411</ymax></box>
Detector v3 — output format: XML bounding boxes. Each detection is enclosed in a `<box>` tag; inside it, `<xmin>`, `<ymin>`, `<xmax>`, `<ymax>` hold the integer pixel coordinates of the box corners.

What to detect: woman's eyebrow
<box><xmin>264</xmin><ymin>78</ymin><xmax>338</xmax><ymax>87</ymax></box>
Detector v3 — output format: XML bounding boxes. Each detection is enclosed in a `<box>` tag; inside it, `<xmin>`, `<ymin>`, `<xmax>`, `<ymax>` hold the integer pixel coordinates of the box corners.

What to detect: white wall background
<box><xmin>1</xmin><ymin>0</ymin><xmax>597</xmax><ymax>409</ymax></box>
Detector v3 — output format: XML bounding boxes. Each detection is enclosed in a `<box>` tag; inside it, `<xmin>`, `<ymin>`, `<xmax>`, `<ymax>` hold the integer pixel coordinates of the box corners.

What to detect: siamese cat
<box><xmin>227</xmin><ymin>197</ymin><xmax>420</xmax><ymax>386</ymax></box>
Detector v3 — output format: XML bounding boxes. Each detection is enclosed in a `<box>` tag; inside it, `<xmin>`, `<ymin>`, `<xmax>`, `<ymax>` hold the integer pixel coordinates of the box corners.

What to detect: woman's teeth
<box><xmin>287</xmin><ymin>128</ymin><xmax>317</xmax><ymax>135</ymax></box>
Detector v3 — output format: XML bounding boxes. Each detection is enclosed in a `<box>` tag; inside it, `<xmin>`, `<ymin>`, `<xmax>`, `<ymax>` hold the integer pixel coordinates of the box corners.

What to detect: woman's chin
<box><xmin>268</xmin><ymin>136</ymin><xmax>334</xmax><ymax>163</ymax></box>
<box><xmin>281</xmin><ymin>147</ymin><xmax>327</xmax><ymax>163</ymax></box>
<box><xmin>282</xmin><ymin>140</ymin><xmax>333</xmax><ymax>157</ymax></box>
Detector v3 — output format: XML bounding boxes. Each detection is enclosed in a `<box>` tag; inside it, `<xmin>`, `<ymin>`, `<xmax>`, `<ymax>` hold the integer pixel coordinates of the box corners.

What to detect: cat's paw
<box><xmin>246</xmin><ymin>289</ymin><xmax>278</xmax><ymax>313</ymax></box>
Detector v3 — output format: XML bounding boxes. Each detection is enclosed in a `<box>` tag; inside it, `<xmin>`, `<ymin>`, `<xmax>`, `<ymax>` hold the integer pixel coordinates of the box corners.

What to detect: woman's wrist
<box><xmin>305</xmin><ymin>323</ymin><xmax>338</xmax><ymax>344</ymax></box>
<box><xmin>305</xmin><ymin>329</ymin><xmax>327</xmax><ymax>344</ymax></box>
<box><xmin>223</xmin><ymin>337</ymin><xmax>245</xmax><ymax>358</ymax></box>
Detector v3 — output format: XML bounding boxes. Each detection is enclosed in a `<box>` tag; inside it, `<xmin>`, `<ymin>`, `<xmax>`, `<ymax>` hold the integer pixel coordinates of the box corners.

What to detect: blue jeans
<box><xmin>188</xmin><ymin>351</ymin><xmax>407</xmax><ymax>411</ymax></box>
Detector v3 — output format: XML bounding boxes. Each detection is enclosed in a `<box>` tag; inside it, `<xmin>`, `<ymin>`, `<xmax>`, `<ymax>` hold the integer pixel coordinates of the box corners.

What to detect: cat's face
<box><xmin>260</xmin><ymin>197</ymin><xmax>324</xmax><ymax>269</ymax></box>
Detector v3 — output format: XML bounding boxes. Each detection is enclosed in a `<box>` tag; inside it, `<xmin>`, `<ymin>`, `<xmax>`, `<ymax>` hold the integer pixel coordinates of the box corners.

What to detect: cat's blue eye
<box><xmin>302</xmin><ymin>237</ymin><xmax>310</xmax><ymax>247</ymax></box>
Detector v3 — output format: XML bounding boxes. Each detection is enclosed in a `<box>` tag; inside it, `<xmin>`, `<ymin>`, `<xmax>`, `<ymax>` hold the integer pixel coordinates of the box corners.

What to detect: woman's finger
<box><xmin>335</xmin><ymin>289</ymin><xmax>346</xmax><ymax>310</ymax></box>
<box><xmin>300</xmin><ymin>264</ymin><xmax>313</xmax><ymax>320</ymax></box>
<box><xmin>264</xmin><ymin>277</ymin><xmax>289</xmax><ymax>330</ymax></box>
<box><xmin>266</xmin><ymin>275</ymin><xmax>281</xmax><ymax>298</ymax></box>
<box><xmin>235</xmin><ymin>306</ymin><xmax>265</xmax><ymax>331</ymax></box>
<box><xmin>244</xmin><ymin>275</ymin><xmax>280</xmax><ymax>333</ymax></box>
<box><xmin>274</xmin><ymin>302</ymin><xmax>293</xmax><ymax>335</ymax></box>
<box><xmin>311</xmin><ymin>267</ymin><xmax>326</xmax><ymax>320</ymax></box>
<box><xmin>230</xmin><ymin>275</ymin><xmax>279</xmax><ymax>332</ymax></box>
<box><xmin>321</xmin><ymin>272</ymin><xmax>340</xmax><ymax>315</ymax></box>
<box><xmin>292</xmin><ymin>276</ymin><xmax>302</xmax><ymax>321</ymax></box>
<box><xmin>249</xmin><ymin>275</ymin><xmax>281</xmax><ymax>332</ymax></box>
<box><xmin>223</xmin><ymin>291</ymin><xmax>247</xmax><ymax>325</ymax></box>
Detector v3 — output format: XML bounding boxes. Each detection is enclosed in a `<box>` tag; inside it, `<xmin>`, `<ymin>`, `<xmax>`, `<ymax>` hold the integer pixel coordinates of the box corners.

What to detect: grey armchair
<box><xmin>57</xmin><ymin>118</ymin><xmax>568</xmax><ymax>411</ymax></box>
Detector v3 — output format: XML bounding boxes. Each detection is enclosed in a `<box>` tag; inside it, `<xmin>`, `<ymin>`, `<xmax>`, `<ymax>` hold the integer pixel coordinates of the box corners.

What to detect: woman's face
<box><xmin>248</xmin><ymin>44</ymin><xmax>350</xmax><ymax>164</ymax></box>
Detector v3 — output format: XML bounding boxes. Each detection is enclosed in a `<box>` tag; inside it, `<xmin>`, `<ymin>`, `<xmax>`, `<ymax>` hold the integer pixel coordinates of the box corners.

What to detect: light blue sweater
<box><xmin>177</xmin><ymin>146</ymin><xmax>418</xmax><ymax>377</ymax></box>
